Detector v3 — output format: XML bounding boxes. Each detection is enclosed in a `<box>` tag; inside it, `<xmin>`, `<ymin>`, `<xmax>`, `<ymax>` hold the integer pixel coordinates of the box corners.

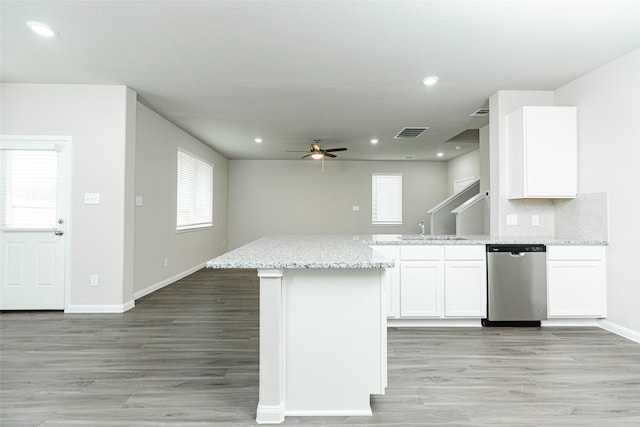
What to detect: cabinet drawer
<box><xmin>444</xmin><ymin>245</ymin><xmax>485</xmax><ymax>261</ymax></box>
<box><xmin>547</xmin><ymin>245</ymin><xmax>604</xmax><ymax>261</ymax></box>
<box><xmin>400</xmin><ymin>245</ymin><xmax>443</xmax><ymax>261</ymax></box>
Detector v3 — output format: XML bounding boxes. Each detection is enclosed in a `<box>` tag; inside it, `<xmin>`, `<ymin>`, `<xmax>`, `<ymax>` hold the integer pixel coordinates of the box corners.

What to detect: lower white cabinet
<box><xmin>373</xmin><ymin>242</ymin><xmax>607</xmax><ymax>323</ymax></box>
<box><xmin>547</xmin><ymin>245</ymin><xmax>606</xmax><ymax>318</ymax></box>
<box><xmin>400</xmin><ymin>261</ymin><xmax>443</xmax><ymax>317</ymax></box>
<box><xmin>443</xmin><ymin>246</ymin><xmax>487</xmax><ymax>318</ymax></box>
<box><xmin>444</xmin><ymin>261</ymin><xmax>486</xmax><ymax>317</ymax></box>
<box><xmin>393</xmin><ymin>244</ymin><xmax>486</xmax><ymax>319</ymax></box>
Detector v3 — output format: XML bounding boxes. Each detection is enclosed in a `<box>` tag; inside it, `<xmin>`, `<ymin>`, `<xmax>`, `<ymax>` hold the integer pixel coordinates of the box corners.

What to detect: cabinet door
<box><xmin>400</xmin><ymin>261</ymin><xmax>443</xmax><ymax>317</ymax></box>
<box><xmin>507</xmin><ymin>106</ymin><xmax>577</xmax><ymax>199</ymax></box>
<box><xmin>444</xmin><ymin>261</ymin><xmax>487</xmax><ymax>317</ymax></box>
<box><xmin>547</xmin><ymin>261</ymin><xmax>606</xmax><ymax>318</ymax></box>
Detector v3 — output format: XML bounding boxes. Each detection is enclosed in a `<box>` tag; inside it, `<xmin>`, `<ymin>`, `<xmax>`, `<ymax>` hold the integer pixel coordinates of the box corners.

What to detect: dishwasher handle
<box><xmin>486</xmin><ymin>244</ymin><xmax>546</xmax><ymax>253</ymax></box>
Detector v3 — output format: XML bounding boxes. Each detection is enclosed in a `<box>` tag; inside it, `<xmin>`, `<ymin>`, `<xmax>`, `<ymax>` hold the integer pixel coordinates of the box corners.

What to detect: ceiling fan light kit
<box><xmin>294</xmin><ymin>140</ymin><xmax>348</xmax><ymax>161</ymax></box>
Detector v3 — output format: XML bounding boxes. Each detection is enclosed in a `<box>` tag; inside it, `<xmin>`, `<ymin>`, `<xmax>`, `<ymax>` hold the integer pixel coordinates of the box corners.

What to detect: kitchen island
<box><xmin>206</xmin><ymin>235</ymin><xmax>393</xmax><ymax>424</ymax></box>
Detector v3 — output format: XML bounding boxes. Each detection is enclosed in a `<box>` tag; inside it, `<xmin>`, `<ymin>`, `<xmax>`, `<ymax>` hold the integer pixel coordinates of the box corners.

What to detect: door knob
<box><xmin>54</xmin><ymin>230</ymin><xmax>64</xmax><ymax>236</ymax></box>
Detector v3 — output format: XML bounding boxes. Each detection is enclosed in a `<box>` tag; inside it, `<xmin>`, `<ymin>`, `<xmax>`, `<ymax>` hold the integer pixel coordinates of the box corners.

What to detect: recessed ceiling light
<box><xmin>422</xmin><ymin>76</ymin><xmax>439</xmax><ymax>86</ymax></box>
<box><xmin>370</xmin><ymin>138</ymin><xmax>379</xmax><ymax>144</ymax></box>
<box><xmin>455</xmin><ymin>145</ymin><xmax>461</xmax><ymax>150</ymax></box>
<box><xmin>436</xmin><ymin>152</ymin><xmax>444</xmax><ymax>157</ymax></box>
<box><xmin>27</xmin><ymin>21</ymin><xmax>57</xmax><ymax>37</ymax></box>
<box><xmin>254</xmin><ymin>137</ymin><xmax>263</xmax><ymax>143</ymax></box>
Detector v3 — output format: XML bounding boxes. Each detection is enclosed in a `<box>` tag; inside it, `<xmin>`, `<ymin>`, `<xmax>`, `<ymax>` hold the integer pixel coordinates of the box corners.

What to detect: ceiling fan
<box><xmin>289</xmin><ymin>140</ymin><xmax>348</xmax><ymax>160</ymax></box>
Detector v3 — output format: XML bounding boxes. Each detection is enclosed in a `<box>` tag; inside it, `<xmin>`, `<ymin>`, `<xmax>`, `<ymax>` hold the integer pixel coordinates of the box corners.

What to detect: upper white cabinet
<box><xmin>507</xmin><ymin>106</ymin><xmax>577</xmax><ymax>199</ymax></box>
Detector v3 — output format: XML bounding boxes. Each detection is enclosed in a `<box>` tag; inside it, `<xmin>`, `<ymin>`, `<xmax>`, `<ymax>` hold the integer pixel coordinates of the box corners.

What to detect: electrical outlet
<box><xmin>507</xmin><ymin>214</ymin><xmax>518</xmax><ymax>226</ymax></box>
<box><xmin>84</xmin><ymin>193</ymin><xmax>100</xmax><ymax>204</ymax></box>
<box><xmin>163</xmin><ymin>258</ymin><xmax>169</xmax><ymax>267</ymax></box>
<box><xmin>90</xmin><ymin>274</ymin><xmax>99</xmax><ymax>287</ymax></box>
<box><xmin>352</xmin><ymin>205</ymin><xmax>360</xmax><ymax>211</ymax></box>
<box><xmin>531</xmin><ymin>215</ymin><xmax>540</xmax><ymax>226</ymax></box>
<box><xmin>135</xmin><ymin>196</ymin><xmax>143</xmax><ymax>206</ymax></box>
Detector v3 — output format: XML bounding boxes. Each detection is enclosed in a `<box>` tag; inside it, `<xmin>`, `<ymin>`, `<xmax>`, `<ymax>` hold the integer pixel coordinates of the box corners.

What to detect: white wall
<box><xmin>554</xmin><ymin>48</ymin><xmax>640</xmax><ymax>335</ymax></box>
<box><xmin>227</xmin><ymin>160</ymin><xmax>447</xmax><ymax>249</ymax></box>
<box><xmin>133</xmin><ymin>103</ymin><xmax>228</xmax><ymax>296</ymax></box>
<box><xmin>1</xmin><ymin>83</ymin><xmax>135</xmax><ymax>310</ymax></box>
<box><xmin>446</xmin><ymin>149</ymin><xmax>480</xmax><ymax>195</ymax></box>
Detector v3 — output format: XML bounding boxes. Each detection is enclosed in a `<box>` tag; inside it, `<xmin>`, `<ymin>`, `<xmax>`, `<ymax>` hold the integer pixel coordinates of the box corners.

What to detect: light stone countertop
<box><xmin>206</xmin><ymin>235</ymin><xmax>394</xmax><ymax>270</ymax></box>
<box><xmin>206</xmin><ymin>234</ymin><xmax>607</xmax><ymax>270</ymax></box>
<box><xmin>361</xmin><ymin>234</ymin><xmax>608</xmax><ymax>246</ymax></box>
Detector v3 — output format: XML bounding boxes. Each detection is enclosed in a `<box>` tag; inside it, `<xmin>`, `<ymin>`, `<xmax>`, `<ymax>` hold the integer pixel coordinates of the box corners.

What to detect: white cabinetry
<box><xmin>547</xmin><ymin>245</ymin><xmax>606</xmax><ymax>318</ymax></box>
<box><xmin>444</xmin><ymin>246</ymin><xmax>487</xmax><ymax>317</ymax></box>
<box><xmin>400</xmin><ymin>246</ymin><xmax>444</xmax><ymax>317</ymax></box>
<box><xmin>507</xmin><ymin>106</ymin><xmax>577</xmax><ymax>199</ymax></box>
<box><xmin>394</xmin><ymin>245</ymin><xmax>486</xmax><ymax>320</ymax></box>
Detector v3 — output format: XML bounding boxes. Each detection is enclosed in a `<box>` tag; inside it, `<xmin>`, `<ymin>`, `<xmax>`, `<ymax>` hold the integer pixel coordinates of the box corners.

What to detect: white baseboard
<box><xmin>256</xmin><ymin>402</ymin><xmax>285</xmax><ymax>424</ymax></box>
<box><xmin>133</xmin><ymin>262</ymin><xmax>206</xmax><ymax>300</ymax></box>
<box><xmin>541</xmin><ymin>319</ymin><xmax>600</xmax><ymax>327</ymax></box>
<box><xmin>598</xmin><ymin>319</ymin><xmax>640</xmax><ymax>344</ymax></box>
<box><xmin>285</xmin><ymin>408</ymin><xmax>372</xmax><ymax>417</ymax></box>
<box><xmin>388</xmin><ymin>318</ymin><xmax>482</xmax><ymax>327</ymax></box>
<box><xmin>65</xmin><ymin>300</ymin><xmax>135</xmax><ymax>314</ymax></box>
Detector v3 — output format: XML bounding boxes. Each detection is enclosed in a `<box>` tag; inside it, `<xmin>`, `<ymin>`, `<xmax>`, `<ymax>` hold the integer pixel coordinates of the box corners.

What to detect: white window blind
<box><xmin>1</xmin><ymin>149</ymin><xmax>58</xmax><ymax>229</ymax></box>
<box><xmin>372</xmin><ymin>173</ymin><xmax>402</xmax><ymax>225</ymax></box>
<box><xmin>176</xmin><ymin>149</ymin><xmax>213</xmax><ymax>231</ymax></box>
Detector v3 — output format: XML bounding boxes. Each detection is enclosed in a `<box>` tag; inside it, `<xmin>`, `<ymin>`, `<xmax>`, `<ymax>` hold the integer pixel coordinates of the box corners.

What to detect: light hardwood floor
<box><xmin>2</xmin><ymin>268</ymin><xmax>640</xmax><ymax>426</ymax></box>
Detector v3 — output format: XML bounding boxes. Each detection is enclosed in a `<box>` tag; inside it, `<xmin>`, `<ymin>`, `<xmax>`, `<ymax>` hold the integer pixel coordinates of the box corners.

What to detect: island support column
<box><xmin>256</xmin><ymin>269</ymin><xmax>285</xmax><ymax>424</ymax></box>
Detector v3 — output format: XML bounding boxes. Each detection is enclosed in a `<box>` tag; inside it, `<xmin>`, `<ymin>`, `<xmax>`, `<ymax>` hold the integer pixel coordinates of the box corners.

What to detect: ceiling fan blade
<box><xmin>287</xmin><ymin>150</ymin><xmax>311</xmax><ymax>153</ymax></box>
<box><xmin>311</xmin><ymin>143</ymin><xmax>321</xmax><ymax>151</ymax></box>
<box><xmin>324</xmin><ymin>147</ymin><xmax>347</xmax><ymax>152</ymax></box>
<box><xmin>301</xmin><ymin>153</ymin><xmax>312</xmax><ymax>159</ymax></box>
<box><xmin>324</xmin><ymin>153</ymin><xmax>337</xmax><ymax>158</ymax></box>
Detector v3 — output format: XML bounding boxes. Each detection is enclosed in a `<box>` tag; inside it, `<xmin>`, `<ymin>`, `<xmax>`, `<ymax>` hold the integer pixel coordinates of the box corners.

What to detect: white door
<box><xmin>0</xmin><ymin>136</ymin><xmax>68</xmax><ymax>310</ymax></box>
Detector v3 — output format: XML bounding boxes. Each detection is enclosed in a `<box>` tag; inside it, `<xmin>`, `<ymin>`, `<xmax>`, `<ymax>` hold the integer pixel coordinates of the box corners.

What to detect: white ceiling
<box><xmin>2</xmin><ymin>1</ymin><xmax>639</xmax><ymax>161</ymax></box>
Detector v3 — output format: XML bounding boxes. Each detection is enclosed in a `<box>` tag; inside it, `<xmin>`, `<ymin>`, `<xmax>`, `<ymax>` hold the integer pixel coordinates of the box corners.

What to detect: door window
<box><xmin>1</xmin><ymin>149</ymin><xmax>59</xmax><ymax>229</ymax></box>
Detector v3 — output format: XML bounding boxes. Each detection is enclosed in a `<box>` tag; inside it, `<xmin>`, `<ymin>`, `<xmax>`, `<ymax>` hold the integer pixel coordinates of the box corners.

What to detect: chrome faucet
<box><xmin>418</xmin><ymin>220</ymin><xmax>425</xmax><ymax>236</ymax></box>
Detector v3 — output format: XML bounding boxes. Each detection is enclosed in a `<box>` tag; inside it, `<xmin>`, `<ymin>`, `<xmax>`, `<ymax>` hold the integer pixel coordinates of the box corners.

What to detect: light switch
<box><xmin>506</xmin><ymin>214</ymin><xmax>518</xmax><ymax>225</ymax></box>
<box><xmin>84</xmin><ymin>193</ymin><xmax>100</xmax><ymax>204</ymax></box>
<box><xmin>531</xmin><ymin>215</ymin><xmax>540</xmax><ymax>226</ymax></box>
<box><xmin>135</xmin><ymin>196</ymin><xmax>143</xmax><ymax>206</ymax></box>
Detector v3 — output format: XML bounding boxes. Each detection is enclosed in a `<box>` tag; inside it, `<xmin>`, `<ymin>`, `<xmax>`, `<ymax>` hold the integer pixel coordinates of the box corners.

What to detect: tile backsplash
<box><xmin>553</xmin><ymin>192</ymin><xmax>608</xmax><ymax>241</ymax></box>
<box><xmin>499</xmin><ymin>192</ymin><xmax>608</xmax><ymax>240</ymax></box>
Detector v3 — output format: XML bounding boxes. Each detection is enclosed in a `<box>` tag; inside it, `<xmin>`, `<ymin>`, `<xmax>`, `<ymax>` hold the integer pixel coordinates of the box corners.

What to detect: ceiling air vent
<box><xmin>470</xmin><ymin>108</ymin><xmax>490</xmax><ymax>117</ymax></box>
<box><xmin>394</xmin><ymin>127</ymin><xmax>430</xmax><ymax>139</ymax></box>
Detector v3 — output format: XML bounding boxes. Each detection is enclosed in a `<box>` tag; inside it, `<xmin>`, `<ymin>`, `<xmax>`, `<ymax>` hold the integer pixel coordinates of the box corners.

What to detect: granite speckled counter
<box><xmin>206</xmin><ymin>235</ymin><xmax>394</xmax><ymax>269</ymax></box>
<box><xmin>361</xmin><ymin>234</ymin><xmax>608</xmax><ymax>246</ymax></box>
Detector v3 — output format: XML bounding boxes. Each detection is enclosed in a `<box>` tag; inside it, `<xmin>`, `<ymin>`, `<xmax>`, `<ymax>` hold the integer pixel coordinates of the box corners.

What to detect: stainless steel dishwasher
<box><xmin>483</xmin><ymin>244</ymin><xmax>547</xmax><ymax>327</ymax></box>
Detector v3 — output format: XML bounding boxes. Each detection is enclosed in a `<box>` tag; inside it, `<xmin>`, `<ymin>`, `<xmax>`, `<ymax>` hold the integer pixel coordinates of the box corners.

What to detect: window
<box><xmin>176</xmin><ymin>149</ymin><xmax>213</xmax><ymax>231</ymax></box>
<box><xmin>1</xmin><ymin>149</ymin><xmax>58</xmax><ymax>229</ymax></box>
<box><xmin>371</xmin><ymin>173</ymin><xmax>402</xmax><ymax>225</ymax></box>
